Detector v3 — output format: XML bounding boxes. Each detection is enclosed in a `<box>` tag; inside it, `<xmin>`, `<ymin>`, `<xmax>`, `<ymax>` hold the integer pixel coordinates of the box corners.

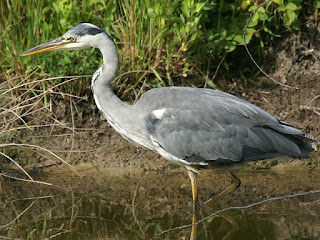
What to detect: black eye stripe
<box><xmin>68</xmin><ymin>24</ymin><xmax>104</xmax><ymax>37</ymax></box>
<box><xmin>76</xmin><ymin>27</ymin><xmax>103</xmax><ymax>36</ymax></box>
<box><xmin>86</xmin><ymin>27</ymin><xmax>104</xmax><ymax>36</ymax></box>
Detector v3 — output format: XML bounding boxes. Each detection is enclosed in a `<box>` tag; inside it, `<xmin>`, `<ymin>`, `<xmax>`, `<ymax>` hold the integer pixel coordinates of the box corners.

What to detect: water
<box><xmin>1</xmin><ymin>163</ymin><xmax>320</xmax><ymax>239</ymax></box>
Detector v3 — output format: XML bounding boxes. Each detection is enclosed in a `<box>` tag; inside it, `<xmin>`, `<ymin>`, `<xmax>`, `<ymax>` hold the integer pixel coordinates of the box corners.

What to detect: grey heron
<box><xmin>21</xmin><ymin>23</ymin><xmax>316</xmax><ymax>208</ymax></box>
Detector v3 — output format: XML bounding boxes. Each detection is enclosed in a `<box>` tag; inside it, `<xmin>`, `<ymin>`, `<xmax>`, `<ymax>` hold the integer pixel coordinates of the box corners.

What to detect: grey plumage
<box><xmin>141</xmin><ymin>87</ymin><xmax>314</xmax><ymax>165</ymax></box>
<box><xmin>68</xmin><ymin>24</ymin><xmax>105</xmax><ymax>36</ymax></box>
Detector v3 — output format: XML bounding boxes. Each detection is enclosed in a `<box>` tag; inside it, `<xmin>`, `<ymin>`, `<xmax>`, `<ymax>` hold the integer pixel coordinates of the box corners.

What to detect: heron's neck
<box><xmin>91</xmin><ymin>36</ymin><xmax>130</xmax><ymax>128</ymax></box>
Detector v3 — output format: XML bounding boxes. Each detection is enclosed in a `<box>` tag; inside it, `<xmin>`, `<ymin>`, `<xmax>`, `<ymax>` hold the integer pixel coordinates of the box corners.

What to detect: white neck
<box><xmin>90</xmin><ymin>33</ymin><xmax>143</xmax><ymax>141</ymax></box>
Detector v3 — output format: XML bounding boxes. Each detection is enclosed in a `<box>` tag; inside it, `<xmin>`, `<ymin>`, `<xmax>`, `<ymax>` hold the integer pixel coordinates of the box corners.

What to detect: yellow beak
<box><xmin>21</xmin><ymin>37</ymin><xmax>72</xmax><ymax>56</ymax></box>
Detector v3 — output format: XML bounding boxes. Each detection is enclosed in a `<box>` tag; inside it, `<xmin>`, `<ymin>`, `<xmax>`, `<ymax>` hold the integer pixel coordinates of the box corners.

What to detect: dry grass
<box><xmin>0</xmin><ymin>74</ymin><xmax>83</xmax><ymax>181</ymax></box>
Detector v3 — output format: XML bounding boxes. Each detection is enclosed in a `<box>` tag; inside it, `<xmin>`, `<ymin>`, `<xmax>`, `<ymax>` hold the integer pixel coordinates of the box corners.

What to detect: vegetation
<box><xmin>1</xmin><ymin>0</ymin><xmax>316</xmax><ymax>93</ymax></box>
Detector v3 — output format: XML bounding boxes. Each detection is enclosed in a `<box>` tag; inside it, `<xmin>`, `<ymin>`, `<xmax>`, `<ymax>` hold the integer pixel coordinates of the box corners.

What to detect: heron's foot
<box><xmin>203</xmin><ymin>170</ymin><xmax>241</xmax><ymax>205</ymax></box>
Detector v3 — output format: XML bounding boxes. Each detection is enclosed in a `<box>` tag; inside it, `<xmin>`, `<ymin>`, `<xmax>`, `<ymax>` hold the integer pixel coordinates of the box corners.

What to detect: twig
<box><xmin>48</xmin><ymin>229</ymin><xmax>74</xmax><ymax>239</ymax></box>
<box><xmin>300</xmin><ymin>105</ymin><xmax>320</xmax><ymax>116</ymax></box>
<box><xmin>0</xmin><ymin>143</ymin><xmax>79</xmax><ymax>176</ymax></box>
<box><xmin>211</xmin><ymin>54</ymin><xmax>226</xmax><ymax>83</ymax></box>
<box><xmin>1</xmin><ymin>173</ymin><xmax>53</xmax><ymax>186</ymax></box>
<box><xmin>1</xmin><ymin>107</ymin><xmax>32</xmax><ymax>131</ymax></box>
<box><xmin>306</xmin><ymin>95</ymin><xmax>320</xmax><ymax>106</ymax></box>
<box><xmin>0</xmin><ymin>201</ymin><xmax>35</xmax><ymax>229</ymax></box>
<box><xmin>243</xmin><ymin>0</ymin><xmax>297</xmax><ymax>89</ymax></box>
<box><xmin>204</xmin><ymin>54</ymin><xmax>226</xmax><ymax>88</ymax></box>
<box><xmin>0</xmin><ymin>152</ymin><xmax>34</xmax><ymax>182</ymax></box>
<box><xmin>1</xmin><ymin>75</ymin><xmax>90</xmax><ymax>98</ymax></box>
<box><xmin>156</xmin><ymin>189</ymin><xmax>320</xmax><ymax>237</ymax></box>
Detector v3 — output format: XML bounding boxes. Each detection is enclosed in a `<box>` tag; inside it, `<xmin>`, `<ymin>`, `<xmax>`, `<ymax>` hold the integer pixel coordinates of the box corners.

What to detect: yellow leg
<box><xmin>187</xmin><ymin>167</ymin><xmax>200</xmax><ymax>210</ymax></box>
<box><xmin>190</xmin><ymin>211</ymin><xmax>197</xmax><ymax>240</ymax></box>
<box><xmin>204</xmin><ymin>170</ymin><xmax>241</xmax><ymax>205</ymax></box>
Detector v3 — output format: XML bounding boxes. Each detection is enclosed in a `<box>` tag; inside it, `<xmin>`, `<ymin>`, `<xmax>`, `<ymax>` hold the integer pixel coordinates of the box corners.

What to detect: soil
<box><xmin>1</xmin><ymin>17</ymin><xmax>320</xmax><ymax>174</ymax></box>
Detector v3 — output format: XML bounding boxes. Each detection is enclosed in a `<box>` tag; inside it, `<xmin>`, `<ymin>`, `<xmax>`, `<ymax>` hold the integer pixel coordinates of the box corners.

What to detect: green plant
<box><xmin>0</xmin><ymin>0</ymin><xmax>309</xmax><ymax>96</ymax></box>
<box><xmin>273</xmin><ymin>0</ymin><xmax>302</xmax><ymax>29</ymax></box>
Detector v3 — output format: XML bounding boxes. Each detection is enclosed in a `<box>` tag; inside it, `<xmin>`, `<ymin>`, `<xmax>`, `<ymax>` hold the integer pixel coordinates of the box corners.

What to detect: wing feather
<box><xmin>140</xmin><ymin>87</ymin><xmax>315</xmax><ymax>165</ymax></box>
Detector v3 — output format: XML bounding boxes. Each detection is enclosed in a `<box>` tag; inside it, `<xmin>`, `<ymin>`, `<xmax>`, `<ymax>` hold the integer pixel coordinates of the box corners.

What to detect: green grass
<box><xmin>1</xmin><ymin>0</ymin><xmax>309</xmax><ymax>95</ymax></box>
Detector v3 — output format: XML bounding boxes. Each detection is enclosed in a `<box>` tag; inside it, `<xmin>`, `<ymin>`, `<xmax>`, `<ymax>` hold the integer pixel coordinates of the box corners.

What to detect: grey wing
<box><xmin>145</xmin><ymin>103</ymin><xmax>314</xmax><ymax>165</ymax></box>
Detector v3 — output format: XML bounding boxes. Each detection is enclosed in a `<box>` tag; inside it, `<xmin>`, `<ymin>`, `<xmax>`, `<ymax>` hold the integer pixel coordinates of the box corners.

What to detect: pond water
<box><xmin>1</xmin><ymin>163</ymin><xmax>320</xmax><ymax>239</ymax></box>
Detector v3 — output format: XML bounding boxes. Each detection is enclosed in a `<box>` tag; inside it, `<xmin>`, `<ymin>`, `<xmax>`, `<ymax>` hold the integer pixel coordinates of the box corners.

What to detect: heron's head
<box><xmin>21</xmin><ymin>23</ymin><xmax>112</xmax><ymax>56</ymax></box>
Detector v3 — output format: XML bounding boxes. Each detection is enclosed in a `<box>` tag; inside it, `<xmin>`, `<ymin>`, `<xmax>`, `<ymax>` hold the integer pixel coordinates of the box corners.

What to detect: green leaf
<box><xmin>245</xmin><ymin>28</ymin><xmax>256</xmax><ymax>34</ymax></box>
<box><xmin>233</xmin><ymin>34</ymin><xmax>243</xmax><ymax>43</ymax></box>
<box><xmin>286</xmin><ymin>2</ymin><xmax>297</xmax><ymax>11</ymax></box>
<box><xmin>248</xmin><ymin>19</ymin><xmax>258</xmax><ymax>27</ymax></box>
<box><xmin>291</xmin><ymin>19</ymin><xmax>301</xmax><ymax>30</ymax></box>
<box><xmin>263</xmin><ymin>27</ymin><xmax>281</xmax><ymax>37</ymax></box>
<box><xmin>251</xmin><ymin>12</ymin><xmax>259</xmax><ymax>22</ymax></box>
<box><xmin>150</xmin><ymin>66</ymin><xmax>164</xmax><ymax>85</ymax></box>
<box><xmin>286</xmin><ymin>10</ymin><xmax>296</xmax><ymax>22</ymax></box>
<box><xmin>181</xmin><ymin>0</ymin><xmax>190</xmax><ymax>18</ymax></box>
<box><xmin>314</xmin><ymin>0</ymin><xmax>320</xmax><ymax>8</ymax></box>
<box><xmin>195</xmin><ymin>2</ymin><xmax>205</xmax><ymax>13</ymax></box>
<box><xmin>203</xmin><ymin>3</ymin><xmax>214</xmax><ymax>11</ymax></box>
<box><xmin>234</xmin><ymin>34</ymin><xmax>253</xmax><ymax>44</ymax></box>
<box><xmin>220</xmin><ymin>28</ymin><xmax>227</xmax><ymax>37</ymax></box>
<box><xmin>248</xmin><ymin>5</ymin><xmax>257</xmax><ymax>11</ymax></box>
<box><xmin>259</xmin><ymin>12</ymin><xmax>268</xmax><ymax>21</ymax></box>
<box><xmin>272</xmin><ymin>0</ymin><xmax>283</xmax><ymax>4</ymax></box>
<box><xmin>244</xmin><ymin>34</ymin><xmax>252</xmax><ymax>43</ymax></box>
<box><xmin>226</xmin><ymin>33</ymin><xmax>235</xmax><ymax>41</ymax></box>
<box><xmin>257</xmin><ymin>7</ymin><xmax>266</xmax><ymax>13</ymax></box>
<box><xmin>284</xmin><ymin>10</ymin><xmax>296</xmax><ymax>26</ymax></box>
<box><xmin>277</xmin><ymin>4</ymin><xmax>286</xmax><ymax>11</ymax></box>
<box><xmin>224</xmin><ymin>41</ymin><xmax>237</xmax><ymax>52</ymax></box>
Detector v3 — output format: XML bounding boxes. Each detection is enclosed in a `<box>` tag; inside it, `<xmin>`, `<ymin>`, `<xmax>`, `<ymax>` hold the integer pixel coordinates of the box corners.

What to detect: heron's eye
<box><xmin>68</xmin><ymin>36</ymin><xmax>76</xmax><ymax>42</ymax></box>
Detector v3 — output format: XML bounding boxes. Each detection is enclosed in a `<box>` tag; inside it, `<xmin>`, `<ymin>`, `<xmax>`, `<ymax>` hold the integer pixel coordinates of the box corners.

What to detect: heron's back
<box><xmin>134</xmin><ymin>87</ymin><xmax>315</xmax><ymax>165</ymax></box>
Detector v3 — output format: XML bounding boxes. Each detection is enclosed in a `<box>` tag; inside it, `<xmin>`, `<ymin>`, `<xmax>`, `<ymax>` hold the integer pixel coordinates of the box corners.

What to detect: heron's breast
<box><xmin>105</xmin><ymin>117</ymin><xmax>154</xmax><ymax>150</ymax></box>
